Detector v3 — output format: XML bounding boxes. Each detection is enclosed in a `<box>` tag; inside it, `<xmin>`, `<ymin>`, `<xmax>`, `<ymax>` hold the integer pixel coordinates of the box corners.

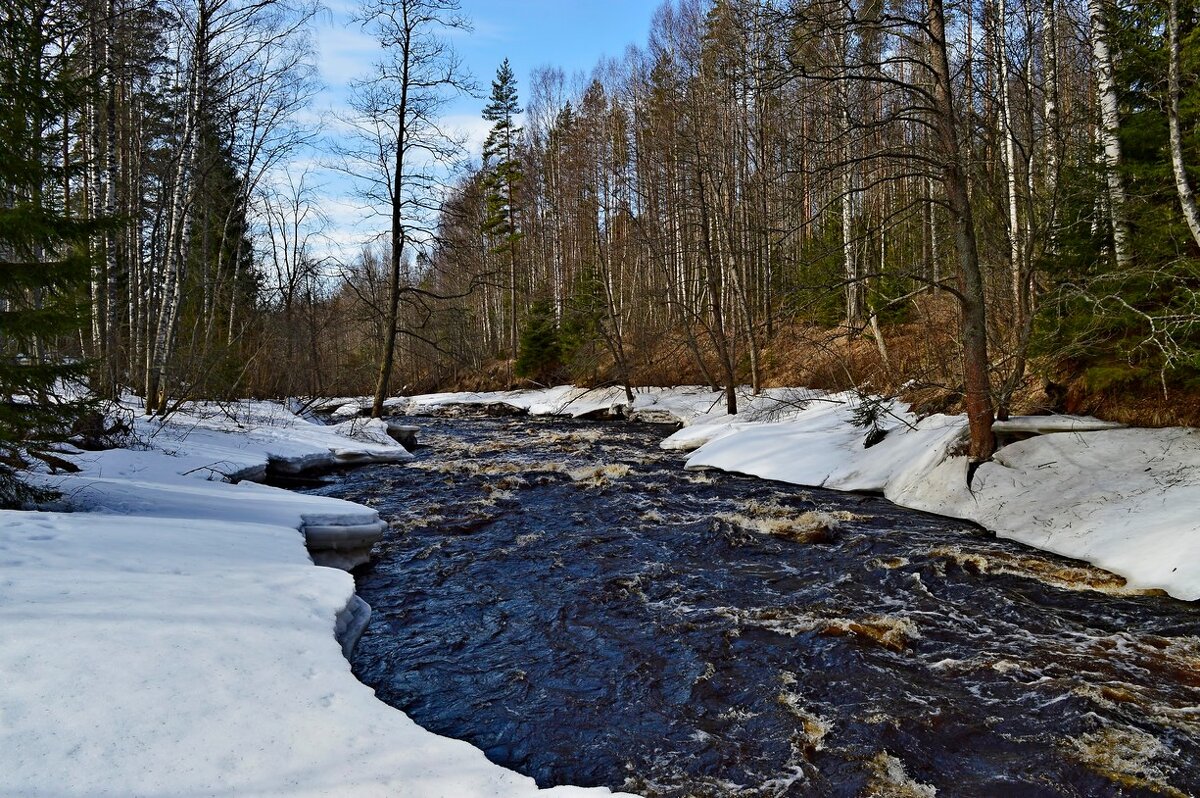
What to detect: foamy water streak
<box><xmin>304</xmin><ymin>415</ymin><xmax>1200</xmax><ymax>797</ymax></box>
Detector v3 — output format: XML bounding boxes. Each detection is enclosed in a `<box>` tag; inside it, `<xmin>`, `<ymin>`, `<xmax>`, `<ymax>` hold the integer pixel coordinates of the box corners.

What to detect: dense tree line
<box><xmin>1</xmin><ymin>0</ymin><xmax>320</xmax><ymax>413</ymax></box>
<box><xmin>2</xmin><ymin>0</ymin><xmax>1199</xmax><ymax>490</ymax></box>
<box><xmin>395</xmin><ymin>0</ymin><xmax>1200</xmax><ymax>460</ymax></box>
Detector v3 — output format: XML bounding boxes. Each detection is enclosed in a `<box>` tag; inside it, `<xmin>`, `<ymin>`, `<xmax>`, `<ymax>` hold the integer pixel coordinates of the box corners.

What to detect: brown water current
<box><xmin>302</xmin><ymin>415</ymin><xmax>1200</xmax><ymax>797</ymax></box>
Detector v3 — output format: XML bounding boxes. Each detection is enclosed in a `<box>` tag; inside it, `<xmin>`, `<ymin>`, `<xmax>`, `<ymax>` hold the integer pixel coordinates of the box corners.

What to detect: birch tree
<box><xmin>142</xmin><ymin>0</ymin><xmax>316</xmax><ymax>413</ymax></box>
<box><xmin>1088</xmin><ymin>0</ymin><xmax>1131</xmax><ymax>268</ymax></box>
<box><xmin>1167</xmin><ymin>0</ymin><xmax>1200</xmax><ymax>247</ymax></box>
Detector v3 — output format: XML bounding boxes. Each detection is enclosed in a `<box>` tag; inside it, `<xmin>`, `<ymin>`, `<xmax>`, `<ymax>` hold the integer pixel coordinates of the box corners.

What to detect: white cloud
<box><xmin>315</xmin><ymin>22</ymin><xmax>379</xmax><ymax>87</ymax></box>
<box><xmin>440</xmin><ymin>113</ymin><xmax>492</xmax><ymax>158</ymax></box>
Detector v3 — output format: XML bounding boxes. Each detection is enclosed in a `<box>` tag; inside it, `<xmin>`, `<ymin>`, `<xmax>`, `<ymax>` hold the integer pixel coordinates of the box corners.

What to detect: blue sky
<box><xmin>307</xmin><ymin>0</ymin><xmax>660</xmax><ymax>256</ymax></box>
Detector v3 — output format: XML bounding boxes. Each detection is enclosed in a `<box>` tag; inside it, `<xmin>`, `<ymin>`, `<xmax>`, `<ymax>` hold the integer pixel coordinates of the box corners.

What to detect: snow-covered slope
<box><xmin>1</xmin><ymin>399</ymin><xmax>636</xmax><ymax>797</ymax></box>
<box><xmin>676</xmin><ymin>396</ymin><xmax>1200</xmax><ymax>601</ymax></box>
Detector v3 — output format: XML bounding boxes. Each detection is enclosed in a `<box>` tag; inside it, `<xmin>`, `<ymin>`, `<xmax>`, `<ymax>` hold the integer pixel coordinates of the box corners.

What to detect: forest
<box><xmin>3</xmin><ymin>0</ymin><xmax>1200</xmax><ymax>474</ymax></box>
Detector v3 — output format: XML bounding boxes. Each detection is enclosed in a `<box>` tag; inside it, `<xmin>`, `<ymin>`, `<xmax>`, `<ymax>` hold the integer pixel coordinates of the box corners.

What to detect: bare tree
<box><xmin>262</xmin><ymin>165</ymin><xmax>329</xmax><ymax>392</ymax></box>
<box><xmin>925</xmin><ymin>0</ymin><xmax>995</xmax><ymax>462</ymax></box>
<box><xmin>342</xmin><ymin>0</ymin><xmax>472</xmax><ymax>418</ymax></box>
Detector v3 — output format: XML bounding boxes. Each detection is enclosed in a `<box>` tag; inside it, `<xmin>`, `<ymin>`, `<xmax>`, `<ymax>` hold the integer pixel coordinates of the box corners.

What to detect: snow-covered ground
<box><xmin>0</xmin><ymin>399</ymin><xmax>635</xmax><ymax>797</ymax></box>
<box><xmin>326</xmin><ymin>384</ymin><xmax>838</xmax><ymax>431</ymax></box>
<box><xmin>377</xmin><ymin>385</ymin><xmax>1200</xmax><ymax>602</ymax></box>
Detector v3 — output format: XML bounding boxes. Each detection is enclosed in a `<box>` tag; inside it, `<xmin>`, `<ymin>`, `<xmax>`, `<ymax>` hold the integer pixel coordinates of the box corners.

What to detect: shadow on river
<box><xmin>303</xmin><ymin>414</ymin><xmax>1200</xmax><ymax>797</ymax></box>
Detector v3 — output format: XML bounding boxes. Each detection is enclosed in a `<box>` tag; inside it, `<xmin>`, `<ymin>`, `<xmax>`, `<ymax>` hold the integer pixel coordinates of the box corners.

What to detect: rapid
<box><xmin>303</xmin><ymin>414</ymin><xmax>1200</xmax><ymax>797</ymax></box>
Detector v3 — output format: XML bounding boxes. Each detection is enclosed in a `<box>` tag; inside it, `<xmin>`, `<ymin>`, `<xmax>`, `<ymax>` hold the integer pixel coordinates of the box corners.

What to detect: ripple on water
<box><xmin>304</xmin><ymin>415</ymin><xmax>1200</xmax><ymax>798</ymax></box>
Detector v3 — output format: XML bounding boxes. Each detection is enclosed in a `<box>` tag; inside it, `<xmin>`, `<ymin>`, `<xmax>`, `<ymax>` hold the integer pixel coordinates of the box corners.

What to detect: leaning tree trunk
<box><xmin>927</xmin><ymin>0</ymin><xmax>996</xmax><ymax>464</ymax></box>
<box><xmin>1167</xmin><ymin>0</ymin><xmax>1200</xmax><ymax>248</ymax></box>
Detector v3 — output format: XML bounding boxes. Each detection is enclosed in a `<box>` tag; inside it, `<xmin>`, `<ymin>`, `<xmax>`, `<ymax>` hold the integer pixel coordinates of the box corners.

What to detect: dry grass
<box><xmin>428</xmin><ymin>293</ymin><xmax>1199</xmax><ymax>429</ymax></box>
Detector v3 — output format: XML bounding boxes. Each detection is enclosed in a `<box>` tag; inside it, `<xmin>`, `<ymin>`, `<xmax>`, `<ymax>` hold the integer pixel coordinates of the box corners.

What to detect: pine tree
<box><xmin>0</xmin><ymin>0</ymin><xmax>96</xmax><ymax>503</ymax></box>
<box><xmin>481</xmin><ymin>58</ymin><xmax>524</xmax><ymax>360</ymax></box>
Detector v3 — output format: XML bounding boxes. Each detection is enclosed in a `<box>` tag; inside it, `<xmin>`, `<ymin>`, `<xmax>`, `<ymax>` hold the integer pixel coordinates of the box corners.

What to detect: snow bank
<box><xmin>150</xmin><ymin>399</ymin><xmax>415</xmax><ymax>475</ymax></box>
<box><xmin>396</xmin><ymin>386</ymin><xmax>636</xmax><ymax>418</ymax></box>
<box><xmin>2</xmin><ymin>399</ymin><xmax>636</xmax><ymax>796</ymax></box>
<box><xmin>678</xmin><ymin>395</ymin><xmax>1200</xmax><ymax>601</ymax></box>
<box><xmin>26</xmin><ymin>399</ymin><xmax>415</xmax><ymax>569</ymax></box>
<box><xmin>379</xmin><ymin>384</ymin><xmax>821</xmax><ymax>428</ymax></box>
<box><xmin>948</xmin><ymin>428</ymin><xmax>1200</xmax><ymax>599</ymax></box>
<box><xmin>0</xmin><ymin>510</ymin><xmax>634</xmax><ymax>797</ymax></box>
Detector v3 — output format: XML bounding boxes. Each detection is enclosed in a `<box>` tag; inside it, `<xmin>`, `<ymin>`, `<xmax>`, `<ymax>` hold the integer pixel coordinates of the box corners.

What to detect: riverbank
<box><xmin>339</xmin><ymin>385</ymin><xmax>1200</xmax><ymax>602</ymax></box>
<box><xmin>0</xmin><ymin>399</ymin><xmax>633</xmax><ymax>797</ymax></box>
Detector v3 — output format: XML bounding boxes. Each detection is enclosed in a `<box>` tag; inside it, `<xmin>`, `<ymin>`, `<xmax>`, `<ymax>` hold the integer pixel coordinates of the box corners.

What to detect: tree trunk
<box><xmin>103</xmin><ymin>0</ymin><xmax>121</xmax><ymax>397</ymax></box>
<box><xmin>996</xmin><ymin>0</ymin><xmax>1024</xmax><ymax>321</ymax></box>
<box><xmin>838</xmin><ymin>23</ymin><xmax>860</xmax><ymax>329</ymax></box>
<box><xmin>372</xmin><ymin>20</ymin><xmax>412</xmax><ymax>419</ymax></box>
<box><xmin>927</xmin><ymin>0</ymin><xmax>996</xmax><ymax>464</ymax></box>
<box><xmin>1088</xmin><ymin>0</ymin><xmax>1131</xmax><ymax>267</ymax></box>
<box><xmin>1042</xmin><ymin>0</ymin><xmax>1061</xmax><ymax>208</ymax></box>
<box><xmin>1167</xmin><ymin>0</ymin><xmax>1200</xmax><ymax>248</ymax></box>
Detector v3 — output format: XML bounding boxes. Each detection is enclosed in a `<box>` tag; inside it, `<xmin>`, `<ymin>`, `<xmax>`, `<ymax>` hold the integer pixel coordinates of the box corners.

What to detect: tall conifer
<box><xmin>0</xmin><ymin>0</ymin><xmax>95</xmax><ymax>502</ymax></box>
<box><xmin>481</xmin><ymin>58</ymin><xmax>524</xmax><ymax>358</ymax></box>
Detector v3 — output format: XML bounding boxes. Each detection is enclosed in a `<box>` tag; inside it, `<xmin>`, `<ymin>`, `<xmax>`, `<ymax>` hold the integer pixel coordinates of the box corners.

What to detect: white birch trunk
<box><xmin>87</xmin><ymin>8</ymin><xmax>107</xmax><ymax>361</ymax></box>
<box><xmin>1167</xmin><ymin>0</ymin><xmax>1200</xmax><ymax>247</ymax></box>
<box><xmin>1042</xmin><ymin>0</ymin><xmax>1060</xmax><ymax>199</ymax></box>
<box><xmin>1088</xmin><ymin>0</ymin><xmax>1131</xmax><ymax>267</ymax></box>
<box><xmin>103</xmin><ymin>0</ymin><xmax>120</xmax><ymax>395</ymax></box>
<box><xmin>838</xmin><ymin>24</ymin><xmax>859</xmax><ymax>328</ymax></box>
<box><xmin>997</xmin><ymin>0</ymin><xmax>1023</xmax><ymax>308</ymax></box>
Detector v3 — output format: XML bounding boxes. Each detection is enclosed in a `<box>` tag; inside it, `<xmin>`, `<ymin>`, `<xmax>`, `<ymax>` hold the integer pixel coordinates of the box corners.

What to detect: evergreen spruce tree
<box><xmin>0</xmin><ymin>0</ymin><xmax>95</xmax><ymax>503</ymax></box>
<box><xmin>480</xmin><ymin>58</ymin><xmax>524</xmax><ymax>359</ymax></box>
<box><xmin>514</xmin><ymin>298</ymin><xmax>562</xmax><ymax>383</ymax></box>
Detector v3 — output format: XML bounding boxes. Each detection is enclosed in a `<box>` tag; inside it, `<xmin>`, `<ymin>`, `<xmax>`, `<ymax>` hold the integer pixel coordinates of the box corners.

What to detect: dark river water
<box><xmin>303</xmin><ymin>414</ymin><xmax>1200</xmax><ymax>797</ymax></box>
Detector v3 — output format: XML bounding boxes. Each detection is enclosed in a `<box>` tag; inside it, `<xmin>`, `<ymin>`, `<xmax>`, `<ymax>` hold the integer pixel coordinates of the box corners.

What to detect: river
<box><xmin>302</xmin><ymin>414</ymin><xmax>1200</xmax><ymax>797</ymax></box>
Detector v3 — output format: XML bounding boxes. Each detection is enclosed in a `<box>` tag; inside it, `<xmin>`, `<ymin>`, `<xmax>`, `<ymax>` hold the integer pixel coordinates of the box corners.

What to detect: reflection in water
<box><xmin>304</xmin><ymin>416</ymin><xmax>1200</xmax><ymax>797</ymax></box>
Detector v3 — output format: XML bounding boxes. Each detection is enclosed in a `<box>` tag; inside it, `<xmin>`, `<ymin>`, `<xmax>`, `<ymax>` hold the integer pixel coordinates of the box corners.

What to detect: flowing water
<box><xmin>303</xmin><ymin>415</ymin><xmax>1200</xmax><ymax>797</ymax></box>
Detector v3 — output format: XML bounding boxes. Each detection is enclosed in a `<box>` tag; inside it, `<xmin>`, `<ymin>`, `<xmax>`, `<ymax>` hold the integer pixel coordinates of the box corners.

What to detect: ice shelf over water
<box><xmin>0</xmin><ymin>398</ymin><xmax>634</xmax><ymax>797</ymax></box>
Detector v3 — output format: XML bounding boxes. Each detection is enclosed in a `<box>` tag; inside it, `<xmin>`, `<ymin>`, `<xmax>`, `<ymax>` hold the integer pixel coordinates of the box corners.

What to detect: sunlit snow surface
<box><xmin>0</xmin><ymin>400</ymin><xmax>631</xmax><ymax>797</ymax></box>
<box><xmin>310</xmin><ymin>415</ymin><xmax>1200</xmax><ymax>798</ymax></box>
